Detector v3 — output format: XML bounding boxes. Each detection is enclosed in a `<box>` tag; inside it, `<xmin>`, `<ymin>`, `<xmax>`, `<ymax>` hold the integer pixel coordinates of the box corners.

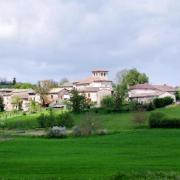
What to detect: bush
<box><xmin>144</xmin><ymin>102</ymin><xmax>156</xmax><ymax>111</ymax></box>
<box><xmin>38</xmin><ymin>113</ymin><xmax>53</xmax><ymax>128</ymax></box>
<box><xmin>111</xmin><ymin>171</ymin><xmax>180</xmax><ymax>180</ymax></box>
<box><xmin>56</xmin><ymin>112</ymin><xmax>74</xmax><ymax>128</ymax></box>
<box><xmin>96</xmin><ymin>129</ymin><xmax>108</xmax><ymax>136</ymax></box>
<box><xmin>132</xmin><ymin>111</ymin><xmax>147</xmax><ymax>127</ymax></box>
<box><xmin>153</xmin><ymin>96</ymin><xmax>174</xmax><ymax>108</ymax></box>
<box><xmin>128</xmin><ymin>101</ymin><xmax>139</xmax><ymax>111</ymax></box>
<box><xmin>101</xmin><ymin>96</ymin><xmax>114</xmax><ymax>112</ymax></box>
<box><xmin>73</xmin><ymin>113</ymin><xmax>102</xmax><ymax>136</ymax></box>
<box><xmin>149</xmin><ymin>112</ymin><xmax>180</xmax><ymax>128</ymax></box>
<box><xmin>47</xmin><ymin>126</ymin><xmax>67</xmax><ymax>138</ymax></box>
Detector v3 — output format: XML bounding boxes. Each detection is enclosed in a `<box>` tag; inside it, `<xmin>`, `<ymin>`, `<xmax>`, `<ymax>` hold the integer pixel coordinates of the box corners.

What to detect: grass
<box><xmin>0</xmin><ymin>105</ymin><xmax>180</xmax><ymax>131</ymax></box>
<box><xmin>0</xmin><ymin>130</ymin><xmax>180</xmax><ymax>179</ymax></box>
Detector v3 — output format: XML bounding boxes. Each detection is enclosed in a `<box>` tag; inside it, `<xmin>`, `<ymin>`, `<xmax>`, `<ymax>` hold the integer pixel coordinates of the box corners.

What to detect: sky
<box><xmin>0</xmin><ymin>0</ymin><xmax>180</xmax><ymax>85</ymax></box>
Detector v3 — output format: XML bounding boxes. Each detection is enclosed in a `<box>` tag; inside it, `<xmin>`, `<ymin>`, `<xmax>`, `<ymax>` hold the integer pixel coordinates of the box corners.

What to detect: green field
<box><xmin>0</xmin><ymin>106</ymin><xmax>180</xmax><ymax>179</ymax></box>
<box><xmin>0</xmin><ymin>130</ymin><xmax>180</xmax><ymax>180</ymax></box>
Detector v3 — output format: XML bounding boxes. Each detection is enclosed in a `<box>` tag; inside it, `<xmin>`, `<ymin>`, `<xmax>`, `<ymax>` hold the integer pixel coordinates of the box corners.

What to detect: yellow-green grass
<box><xmin>0</xmin><ymin>130</ymin><xmax>180</xmax><ymax>179</ymax></box>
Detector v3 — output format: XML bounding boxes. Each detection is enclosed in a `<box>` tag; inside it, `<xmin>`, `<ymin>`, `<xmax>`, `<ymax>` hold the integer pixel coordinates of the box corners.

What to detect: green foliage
<box><xmin>13</xmin><ymin>82</ymin><xmax>35</xmax><ymax>89</ymax></box>
<box><xmin>69</xmin><ymin>89</ymin><xmax>89</xmax><ymax>113</ymax></box>
<box><xmin>34</xmin><ymin>80</ymin><xmax>55</xmax><ymax>106</ymax></box>
<box><xmin>56</xmin><ymin>112</ymin><xmax>74</xmax><ymax>128</ymax></box>
<box><xmin>116</xmin><ymin>68</ymin><xmax>149</xmax><ymax>102</ymax></box>
<box><xmin>11</xmin><ymin>96</ymin><xmax>23</xmax><ymax>111</ymax></box>
<box><xmin>149</xmin><ymin>112</ymin><xmax>180</xmax><ymax>128</ymax></box>
<box><xmin>101</xmin><ymin>95</ymin><xmax>114</xmax><ymax>112</ymax></box>
<box><xmin>153</xmin><ymin>97</ymin><xmax>174</xmax><ymax>108</ymax></box>
<box><xmin>114</xmin><ymin>85</ymin><xmax>123</xmax><ymax>111</ymax></box>
<box><xmin>125</xmin><ymin>68</ymin><xmax>149</xmax><ymax>86</ymax></box>
<box><xmin>132</xmin><ymin>111</ymin><xmax>147</xmax><ymax>127</ymax></box>
<box><xmin>111</xmin><ymin>171</ymin><xmax>180</xmax><ymax>180</ymax></box>
<box><xmin>37</xmin><ymin>110</ymin><xmax>74</xmax><ymax>128</ymax></box>
<box><xmin>0</xmin><ymin>96</ymin><xmax>4</xmax><ymax>112</ymax></box>
<box><xmin>29</xmin><ymin>100</ymin><xmax>41</xmax><ymax>113</ymax></box>
<box><xmin>73</xmin><ymin>113</ymin><xmax>102</xmax><ymax>136</ymax></box>
<box><xmin>176</xmin><ymin>89</ymin><xmax>180</xmax><ymax>100</ymax></box>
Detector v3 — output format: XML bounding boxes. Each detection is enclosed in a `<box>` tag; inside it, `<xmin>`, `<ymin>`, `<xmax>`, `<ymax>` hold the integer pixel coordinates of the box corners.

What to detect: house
<box><xmin>48</xmin><ymin>88</ymin><xmax>70</xmax><ymax>103</ymax></box>
<box><xmin>47</xmin><ymin>70</ymin><xmax>113</xmax><ymax>108</ymax></box>
<box><xmin>3</xmin><ymin>89</ymin><xmax>40</xmax><ymax>111</ymax></box>
<box><xmin>74</xmin><ymin>70</ymin><xmax>113</xmax><ymax>107</ymax></box>
<box><xmin>128</xmin><ymin>83</ymin><xmax>177</xmax><ymax>104</ymax></box>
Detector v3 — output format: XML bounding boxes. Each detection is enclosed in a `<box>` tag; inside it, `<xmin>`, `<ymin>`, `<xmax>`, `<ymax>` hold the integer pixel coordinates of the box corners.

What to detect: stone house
<box><xmin>128</xmin><ymin>83</ymin><xmax>177</xmax><ymax>104</ymax></box>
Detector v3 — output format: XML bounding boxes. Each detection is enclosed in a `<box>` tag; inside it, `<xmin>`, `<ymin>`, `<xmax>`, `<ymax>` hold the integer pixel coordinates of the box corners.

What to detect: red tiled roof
<box><xmin>75</xmin><ymin>76</ymin><xmax>111</xmax><ymax>85</ymax></box>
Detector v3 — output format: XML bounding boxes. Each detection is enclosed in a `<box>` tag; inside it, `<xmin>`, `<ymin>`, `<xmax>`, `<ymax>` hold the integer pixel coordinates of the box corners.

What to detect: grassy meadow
<box><xmin>1</xmin><ymin>130</ymin><xmax>180</xmax><ymax>180</ymax></box>
<box><xmin>0</xmin><ymin>106</ymin><xmax>180</xmax><ymax>179</ymax></box>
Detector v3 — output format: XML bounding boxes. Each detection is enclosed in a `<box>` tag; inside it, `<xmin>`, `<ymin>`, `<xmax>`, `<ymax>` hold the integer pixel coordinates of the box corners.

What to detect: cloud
<box><xmin>0</xmin><ymin>0</ymin><xmax>179</xmax><ymax>85</ymax></box>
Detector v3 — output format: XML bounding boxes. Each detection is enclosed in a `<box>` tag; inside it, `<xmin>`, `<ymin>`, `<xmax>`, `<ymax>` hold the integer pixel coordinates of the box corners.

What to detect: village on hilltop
<box><xmin>0</xmin><ymin>69</ymin><xmax>178</xmax><ymax>112</ymax></box>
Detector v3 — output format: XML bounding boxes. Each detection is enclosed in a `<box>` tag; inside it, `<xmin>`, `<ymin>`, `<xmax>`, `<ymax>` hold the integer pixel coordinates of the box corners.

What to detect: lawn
<box><xmin>0</xmin><ymin>130</ymin><xmax>180</xmax><ymax>179</ymax></box>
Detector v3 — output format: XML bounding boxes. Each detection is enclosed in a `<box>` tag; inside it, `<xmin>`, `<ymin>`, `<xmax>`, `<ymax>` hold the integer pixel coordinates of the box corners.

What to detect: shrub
<box><xmin>149</xmin><ymin>112</ymin><xmax>180</xmax><ymax>128</ymax></box>
<box><xmin>153</xmin><ymin>97</ymin><xmax>174</xmax><ymax>108</ymax></box>
<box><xmin>132</xmin><ymin>111</ymin><xmax>147</xmax><ymax>127</ymax></box>
<box><xmin>96</xmin><ymin>129</ymin><xmax>108</xmax><ymax>136</ymax></box>
<box><xmin>101</xmin><ymin>96</ymin><xmax>114</xmax><ymax>112</ymax></box>
<box><xmin>47</xmin><ymin>126</ymin><xmax>67</xmax><ymax>138</ymax></box>
<box><xmin>145</xmin><ymin>102</ymin><xmax>156</xmax><ymax>111</ymax></box>
<box><xmin>56</xmin><ymin>112</ymin><xmax>74</xmax><ymax>128</ymax></box>
<box><xmin>111</xmin><ymin>171</ymin><xmax>180</xmax><ymax>180</ymax></box>
<box><xmin>128</xmin><ymin>101</ymin><xmax>139</xmax><ymax>111</ymax></box>
<box><xmin>73</xmin><ymin>113</ymin><xmax>102</xmax><ymax>136</ymax></box>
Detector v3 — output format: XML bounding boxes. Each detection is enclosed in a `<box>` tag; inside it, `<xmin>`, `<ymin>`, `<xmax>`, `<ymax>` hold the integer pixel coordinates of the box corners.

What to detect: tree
<box><xmin>11</xmin><ymin>96</ymin><xmax>23</xmax><ymax>111</ymax></box>
<box><xmin>116</xmin><ymin>68</ymin><xmax>149</xmax><ymax>102</ymax></box>
<box><xmin>59</xmin><ymin>78</ymin><xmax>69</xmax><ymax>86</ymax></box>
<box><xmin>34</xmin><ymin>81</ymin><xmax>53</xmax><ymax>107</ymax></box>
<box><xmin>14</xmin><ymin>82</ymin><xmax>35</xmax><ymax>89</ymax></box>
<box><xmin>0</xmin><ymin>96</ymin><xmax>4</xmax><ymax>112</ymax></box>
<box><xmin>101</xmin><ymin>96</ymin><xmax>114</xmax><ymax>111</ymax></box>
<box><xmin>29</xmin><ymin>100</ymin><xmax>41</xmax><ymax>113</ymax></box>
<box><xmin>114</xmin><ymin>85</ymin><xmax>123</xmax><ymax>111</ymax></box>
<box><xmin>12</xmin><ymin>77</ymin><xmax>16</xmax><ymax>85</ymax></box>
<box><xmin>69</xmin><ymin>89</ymin><xmax>88</xmax><ymax>113</ymax></box>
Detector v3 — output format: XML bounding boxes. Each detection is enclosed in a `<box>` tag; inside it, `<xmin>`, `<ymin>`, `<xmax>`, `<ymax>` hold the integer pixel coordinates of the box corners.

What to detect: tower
<box><xmin>92</xmin><ymin>69</ymin><xmax>108</xmax><ymax>80</ymax></box>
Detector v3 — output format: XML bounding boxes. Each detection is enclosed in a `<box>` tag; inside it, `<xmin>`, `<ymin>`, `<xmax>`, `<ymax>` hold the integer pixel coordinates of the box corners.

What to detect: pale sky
<box><xmin>0</xmin><ymin>0</ymin><xmax>180</xmax><ymax>85</ymax></box>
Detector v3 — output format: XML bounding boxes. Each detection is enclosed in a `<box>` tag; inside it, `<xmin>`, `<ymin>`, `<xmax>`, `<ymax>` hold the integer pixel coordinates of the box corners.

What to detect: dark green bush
<box><xmin>56</xmin><ymin>112</ymin><xmax>74</xmax><ymax>128</ymax></box>
<box><xmin>38</xmin><ymin>111</ymin><xmax>74</xmax><ymax>128</ymax></box>
<box><xmin>149</xmin><ymin>112</ymin><xmax>180</xmax><ymax>128</ymax></box>
<box><xmin>111</xmin><ymin>171</ymin><xmax>180</xmax><ymax>180</ymax></box>
<box><xmin>153</xmin><ymin>97</ymin><xmax>174</xmax><ymax>108</ymax></box>
<box><xmin>101</xmin><ymin>96</ymin><xmax>115</xmax><ymax>112</ymax></box>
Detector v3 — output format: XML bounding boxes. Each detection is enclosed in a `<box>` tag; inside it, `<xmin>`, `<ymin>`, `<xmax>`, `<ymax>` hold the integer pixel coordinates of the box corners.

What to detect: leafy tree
<box><xmin>176</xmin><ymin>88</ymin><xmax>180</xmax><ymax>100</ymax></box>
<box><xmin>114</xmin><ymin>85</ymin><xmax>123</xmax><ymax>111</ymax></box>
<box><xmin>0</xmin><ymin>96</ymin><xmax>4</xmax><ymax>112</ymax></box>
<box><xmin>11</xmin><ymin>96</ymin><xmax>23</xmax><ymax>111</ymax></box>
<box><xmin>59</xmin><ymin>78</ymin><xmax>69</xmax><ymax>86</ymax></box>
<box><xmin>14</xmin><ymin>82</ymin><xmax>35</xmax><ymax>89</ymax></box>
<box><xmin>69</xmin><ymin>89</ymin><xmax>88</xmax><ymax>113</ymax></box>
<box><xmin>101</xmin><ymin>96</ymin><xmax>114</xmax><ymax>111</ymax></box>
<box><xmin>34</xmin><ymin>80</ymin><xmax>53</xmax><ymax>107</ymax></box>
<box><xmin>12</xmin><ymin>77</ymin><xmax>16</xmax><ymax>85</ymax></box>
<box><xmin>29</xmin><ymin>100</ymin><xmax>41</xmax><ymax>113</ymax></box>
<box><xmin>116</xmin><ymin>68</ymin><xmax>149</xmax><ymax>102</ymax></box>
